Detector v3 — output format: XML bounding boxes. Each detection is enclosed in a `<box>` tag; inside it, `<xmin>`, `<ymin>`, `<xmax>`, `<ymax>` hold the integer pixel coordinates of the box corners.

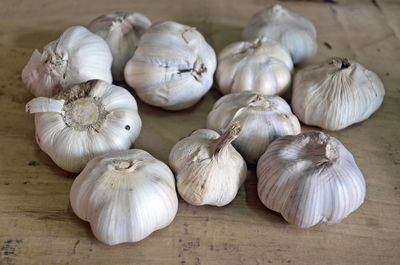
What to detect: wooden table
<box><xmin>0</xmin><ymin>0</ymin><xmax>399</xmax><ymax>264</ymax></box>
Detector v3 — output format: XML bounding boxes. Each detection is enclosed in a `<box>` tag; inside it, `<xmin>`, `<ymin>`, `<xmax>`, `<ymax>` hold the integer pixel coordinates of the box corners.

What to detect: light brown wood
<box><xmin>0</xmin><ymin>0</ymin><xmax>399</xmax><ymax>264</ymax></box>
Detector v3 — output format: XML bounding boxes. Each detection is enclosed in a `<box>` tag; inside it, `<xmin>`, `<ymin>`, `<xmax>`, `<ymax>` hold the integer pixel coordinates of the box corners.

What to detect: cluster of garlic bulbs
<box><xmin>21</xmin><ymin>4</ymin><xmax>386</xmax><ymax>246</ymax></box>
<box><xmin>88</xmin><ymin>12</ymin><xmax>152</xmax><ymax>81</ymax></box>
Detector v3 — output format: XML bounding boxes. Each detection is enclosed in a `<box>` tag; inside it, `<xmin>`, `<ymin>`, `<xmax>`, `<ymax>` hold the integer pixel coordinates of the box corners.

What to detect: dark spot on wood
<box><xmin>371</xmin><ymin>0</ymin><xmax>381</xmax><ymax>10</ymax></box>
<box><xmin>395</xmin><ymin>186</ymin><xmax>398</xmax><ymax>190</ymax></box>
<box><xmin>72</xmin><ymin>240</ymin><xmax>80</xmax><ymax>254</ymax></box>
<box><xmin>287</xmin><ymin>260</ymin><xmax>292</xmax><ymax>263</ymax></box>
<box><xmin>28</xmin><ymin>161</ymin><xmax>39</xmax><ymax>166</ymax></box>
<box><xmin>1</xmin><ymin>239</ymin><xmax>23</xmax><ymax>264</ymax></box>
<box><xmin>181</xmin><ymin>238</ymin><xmax>200</xmax><ymax>251</ymax></box>
<box><xmin>4</xmin><ymin>182</ymin><xmax>9</xmax><ymax>185</ymax></box>
<box><xmin>386</xmin><ymin>72</ymin><xmax>390</xmax><ymax>76</ymax></box>
<box><xmin>23</xmin><ymin>181</ymin><xmax>29</xmax><ymax>185</ymax></box>
<box><xmin>323</xmin><ymin>42</ymin><xmax>332</xmax><ymax>49</ymax></box>
<box><xmin>179</xmin><ymin>239</ymin><xmax>182</xmax><ymax>242</ymax></box>
<box><xmin>180</xmin><ymin>261</ymin><xmax>186</xmax><ymax>265</ymax></box>
<box><xmin>377</xmin><ymin>48</ymin><xmax>381</xmax><ymax>52</ymax></box>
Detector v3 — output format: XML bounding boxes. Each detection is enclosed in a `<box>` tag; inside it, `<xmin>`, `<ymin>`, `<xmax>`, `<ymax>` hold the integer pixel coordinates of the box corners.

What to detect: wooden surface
<box><xmin>0</xmin><ymin>0</ymin><xmax>399</xmax><ymax>264</ymax></box>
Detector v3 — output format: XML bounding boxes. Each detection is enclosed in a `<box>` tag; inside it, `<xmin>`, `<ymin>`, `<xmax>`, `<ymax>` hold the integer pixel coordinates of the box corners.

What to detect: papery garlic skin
<box><xmin>88</xmin><ymin>12</ymin><xmax>151</xmax><ymax>81</ymax></box>
<box><xmin>217</xmin><ymin>37</ymin><xmax>293</xmax><ymax>96</ymax></box>
<box><xmin>169</xmin><ymin>123</ymin><xmax>247</xmax><ymax>206</ymax></box>
<box><xmin>242</xmin><ymin>4</ymin><xmax>317</xmax><ymax>64</ymax></box>
<box><xmin>70</xmin><ymin>149</ymin><xmax>178</xmax><ymax>245</ymax></box>
<box><xmin>22</xmin><ymin>26</ymin><xmax>113</xmax><ymax>97</ymax></box>
<box><xmin>292</xmin><ymin>57</ymin><xmax>385</xmax><ymax>131</ymax></box>
<box><xmin>257</xmin><ymin>131</ymin><xmax>366</xmax><ymax>228</ymax></box>
<box><xmin>207</xmin><ymin>92</ymin><xmax>300</xmax><ymax>163</ymax></box>
<box><xmin>26</xmin><ymin>80</ymin><xmax>141</xmax><ymax>173</ymax></box>
<box><xmin>124</xmin><ymin>21</ymin><xmax>217</xmax><ymax>110</ymax></box>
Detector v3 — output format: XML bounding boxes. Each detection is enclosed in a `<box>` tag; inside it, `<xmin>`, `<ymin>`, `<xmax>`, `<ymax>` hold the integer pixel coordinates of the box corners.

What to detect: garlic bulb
<box><xmin>26</xmin><ymin>80</ymin><xmax>141</xmax><ymax>173</ymax></box>
<box><xmin>124</xmin><ymin>21</ymin><xmax>217</xmax><ymax>110</ymax></box>
<box><xmin>242</xmin><ymin>4</ymin><xmax>317</xmax><ymax>64</ymax></box>
<box><xmin>169</xmin><ymin>122</ymin><xmax>247</xmax><ymax>206</ymax></box>
<box><xmin>88</xmin><ymin>12</ymin><xmax>152</xmax><ymax>81</ymax></box>
<box><xmin>292</xmin><ymin>57</ymin><xmax>385</xmax><ymax>131</ymax></box>
<box><xmin>257</xmin><ymin>131</ymin><xmax>366</xmax><ymax>228</ymax></box>
<box><xmin>207</xmin><ymin>92</ymin><xmax>300</xmax><ymax>164</ymax></box>
<box><xmin>216</xmin><ymin>37</ymin><xmax>293</xmax><ymax>96</ymax></box>
<box><xmin>22</xmin><ymin>26</ymin><xmax>113</xmax><ymax>97</ymax></box>
<box><xmin>70</xmin><ymin>149</ymin><xmax>178</xmax><ymax>245</ymax></box>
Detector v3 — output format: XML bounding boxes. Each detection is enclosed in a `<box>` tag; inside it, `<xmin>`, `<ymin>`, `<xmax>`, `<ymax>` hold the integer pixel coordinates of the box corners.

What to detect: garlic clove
<box><xmin>26</xmin><ymin>80</ymin><xmax>141</xmax><ymax>172</ymax></box>
<box><xmin>242</xmin><ymin>4</ymin><xmax>317</xmax><ymax>64</ymax></box>
<box><xmin>22</xmin><ymin>26</ymin><xmax>113</xmax><ymax>97</ymax></box>
<box><xmin>207</xmin><ymin>91</ymin><xmax>300</xmax><ymax>163</ymax></box>
<box><xmin>124</xmin><ymin>21</ymin><xmax>217</xmax><ymax>110</ymax></box>
<box><xmin>257</xmin><ymin>131</ymin><xmax>366</xmax><ymax>228</ymax></box>
<box><xmin>70</xmin><ymin>149</ymin><xmax>178</xmax><ymax>245</ymax></box>
<box><xmin>217</xmin><ymin>38</ymin><xmax>293</xmax><ymax>96</ymax></box>
<box><xmin>292</xmin><ymin>57</ymin><xmax>385</xmax><ymax>131</ymax></box>
<box><xmin>169</xmin><ymin>122</ymin><xmax>247</xmax><ymax>206</ymax></box>
<box><xmin>88</xmin><ymin>12</ymin><xmax>152</xmax><ymax>81</ymax></box>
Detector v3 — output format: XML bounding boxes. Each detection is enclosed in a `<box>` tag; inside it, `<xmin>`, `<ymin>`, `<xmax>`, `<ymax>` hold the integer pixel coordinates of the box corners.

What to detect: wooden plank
<box><xmin>0</xmin><ymin>0</ymin><xmax>399</xmax><ymax>264</ymax></box>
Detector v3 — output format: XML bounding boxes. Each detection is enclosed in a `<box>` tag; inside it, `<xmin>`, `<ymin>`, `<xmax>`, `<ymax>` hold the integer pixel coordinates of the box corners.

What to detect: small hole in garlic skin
<box><xmin>125</xmin><ymin>125</ymin><xmax>130</xmax><ymax>131</ymax></box>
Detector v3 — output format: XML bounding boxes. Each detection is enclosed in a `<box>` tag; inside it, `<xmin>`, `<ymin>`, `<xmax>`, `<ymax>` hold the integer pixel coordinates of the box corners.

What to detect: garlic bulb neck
<box><xmin>331</xmin><ymin>57</ymin><xmax>351</xmax><ymax>71</ymax></box>
<box><xmin>110</xmin><ymin>160</ymin><xmax>138</xmax><ymax>172</ymax></box>
<box><xmin>45</xmin><ymin>50</ymin><xmax>67</xmax><ymax>69</ymax></box>
<box><xmin>272</xmin><ymin>4</ymin><xmax>286</xmax><ymax>16</ymax></box>
<box><xmin>214</xmin><ymin>122</ymin><xmax>241</xmax><ymax>154</ymax></box>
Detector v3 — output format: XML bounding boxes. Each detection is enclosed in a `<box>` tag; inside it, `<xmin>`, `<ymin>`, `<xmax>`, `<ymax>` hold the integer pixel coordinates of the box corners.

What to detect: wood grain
<box><xmin>0</xmin><ymin>0</ymin><xmax>399</xmax><ymax>264</ymax></box>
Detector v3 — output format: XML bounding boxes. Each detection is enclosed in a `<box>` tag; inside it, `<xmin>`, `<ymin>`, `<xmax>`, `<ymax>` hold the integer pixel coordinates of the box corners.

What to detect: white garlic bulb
<box><xmin>257</xmin><ymin>131</ymin><xmax>366</xmax><ymax>228</ymax></box>
<box><xmin>70</xmin><ymin>149</ymin><xmax>178</xmax><ymax>245</ymax></box>
<box><xmin>26</xmin><ymin>80</ymin><xmax>141</xmax><ymax>173</ymax></box>
<box><xmin>242</xmin><ymin>4</ymin><xmax>317</xmax><ymax>64</ymax></box>
<box><xmin>292</xmin><ymin>57</ymin><xmax>385</xmax><ymax>131</ymax></box>
<box><xmin>124</xmin><ymin>21</ymin><xmax>217</xmax><ymax>110</ymax></box>
<box><xmin>88</xmin><ymin>12</ymin><xmax>152</xmax><ymax>81</ymax></box>
<box><xmin>216</xmin><ymin>37</ymin><xmax>293</xmax><ymax>96</ymax></box>
<box><xmin>169</xmin><ymin>122</ymin><xmax>247</xmax><ymax>206</ymax></box>
<box><xmin>207</xmin><ymin>92</ymin><xmax>300</xmax><ymax>164</ymax></box>
<box><xmin>22</xmin><ymin>26</ymin><xmax>113</xmax><ymax>97</ymax></box>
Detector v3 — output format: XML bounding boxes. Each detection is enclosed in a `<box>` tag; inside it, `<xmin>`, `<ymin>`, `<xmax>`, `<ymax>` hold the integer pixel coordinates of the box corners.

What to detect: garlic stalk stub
<box><xmin>292</xmin><ymin>57</ymin><xmax>385</xmax><ymax>131</ymax></box>
<box><xmin>124</xmin><ymin>21</ymin><xmax>217</xmax><ymax>110</ymax></box>
<box><xmin>26</xmin><ymin>80</ymin><xmax>141</xmax><ymax>173</ymax></box>
<box><xmin>88</xmin><ymin>12</ymin><xmax>152</xmax><ymax>81</ymax></box>
<box><xmin>70</xmin><ymin>149</ymin><xmax>178</xmax><ymax>245</ymax></box>
<box><xmin>207</xmin><ymin>92</ymin><xmax>300</xmax><ymax>163</ymax></box>
<box><xmin>169</xmin><ymin>122</ymin><xmax>247</xmax><ymax>206</ymax></box>
<box><xmin>257</xmin><ymin>131</ymin><xmax>366</xmax><ymax>228</ymax></box>
<box><xmin>242</xmin><ymin>4</ymin><xmax>317</xmax><ymax>64</ymax></box>
<box><xmin>22</xmin><ymin>26</ymin><xmax>113</xmax><ymax>97</ymax></box>
<box><xmin>217</xmin><ymin>37</ymin><xmax>293</xmax><ymax>96</ymax></box>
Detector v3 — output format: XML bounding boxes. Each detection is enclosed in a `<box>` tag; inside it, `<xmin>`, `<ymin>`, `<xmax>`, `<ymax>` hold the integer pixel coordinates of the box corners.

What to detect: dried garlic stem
<box><xmin>214</xmin><ymin>122</ymin><xmax>241</xmax><ymax>154</ymax></box>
